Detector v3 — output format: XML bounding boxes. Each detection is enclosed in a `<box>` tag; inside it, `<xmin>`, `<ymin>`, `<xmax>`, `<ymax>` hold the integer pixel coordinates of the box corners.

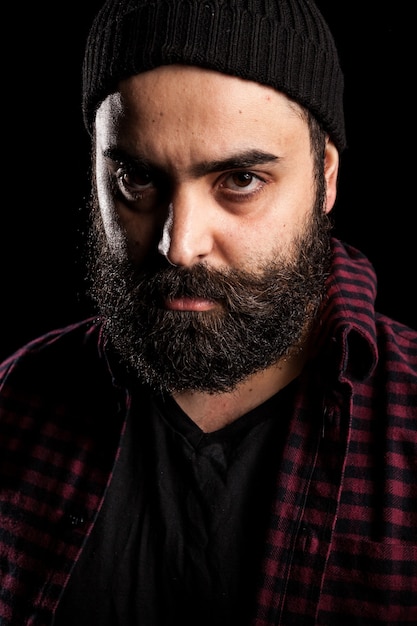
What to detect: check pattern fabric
<box><xmin>1</xmin><ymin>238</ymin><xmax>416</xmax><ymax>625</ymax></box>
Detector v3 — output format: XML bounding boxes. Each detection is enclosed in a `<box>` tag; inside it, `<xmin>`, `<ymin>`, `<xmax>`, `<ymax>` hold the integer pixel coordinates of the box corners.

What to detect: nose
<box><xmin>157</xmin><ymin>191</ymin><xmax>214</xmax><ymax>267</ymax></box>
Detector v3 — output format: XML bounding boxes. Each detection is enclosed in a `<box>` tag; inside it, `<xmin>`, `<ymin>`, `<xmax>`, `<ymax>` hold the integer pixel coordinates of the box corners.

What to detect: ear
<box><xmin>323</xmin><ymin>139</ymin><xmax>339</xmax><ymax>214</ymax></box>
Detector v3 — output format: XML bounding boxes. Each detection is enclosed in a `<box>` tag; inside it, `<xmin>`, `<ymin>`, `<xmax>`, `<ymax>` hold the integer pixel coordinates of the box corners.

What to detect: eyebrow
<box><xmin>103</xmin><ymin>147</ymin><xmax>279</xmax><ymax>177</ymax></box>
<box><xmin>190</xmin><ymin>150</ymin><xmax>279</xmax><ymax>177</ymax></box>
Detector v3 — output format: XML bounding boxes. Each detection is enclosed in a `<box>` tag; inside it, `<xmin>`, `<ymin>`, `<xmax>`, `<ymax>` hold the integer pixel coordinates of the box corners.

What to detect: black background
<box><xmin>1</xmin><ymin>2</ymin><xmax>415</xmax><ymax>361</ymax></box>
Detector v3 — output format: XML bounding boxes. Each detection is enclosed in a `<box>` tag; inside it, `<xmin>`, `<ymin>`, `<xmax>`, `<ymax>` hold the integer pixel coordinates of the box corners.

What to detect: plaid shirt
<box><xmin>1</xmin><ymin>238</ymin><xmax>416</xmax><ymax>625</ymax></box>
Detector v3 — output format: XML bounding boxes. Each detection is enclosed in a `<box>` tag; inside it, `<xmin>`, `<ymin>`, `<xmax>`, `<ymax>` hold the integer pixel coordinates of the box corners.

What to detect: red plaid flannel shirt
<box><xmin>1</xmin><ymin>238</ymin><xmax>416</xmax><ymax>625</ymax></box>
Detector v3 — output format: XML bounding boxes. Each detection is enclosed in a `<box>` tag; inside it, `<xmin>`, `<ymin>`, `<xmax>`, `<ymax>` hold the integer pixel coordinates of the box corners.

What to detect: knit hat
<box><xmin>82</xmin><ymin>0</ymin><xmax>346</xmax><ymax>152</ymax></box>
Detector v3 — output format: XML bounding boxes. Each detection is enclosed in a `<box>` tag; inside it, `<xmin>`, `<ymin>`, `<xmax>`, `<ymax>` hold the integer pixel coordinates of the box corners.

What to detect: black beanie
<box><xmin>82</xmin><ymin>0</ymin><xmax>346</xmax><ymax>152</ymax></box>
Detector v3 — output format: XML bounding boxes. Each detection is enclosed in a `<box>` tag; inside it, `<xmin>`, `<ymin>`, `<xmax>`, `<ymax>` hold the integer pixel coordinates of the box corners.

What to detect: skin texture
<box><xmin>93</xmin><ymin>65</ymin><xmax>339</xmax><ymax>431</ymax></box>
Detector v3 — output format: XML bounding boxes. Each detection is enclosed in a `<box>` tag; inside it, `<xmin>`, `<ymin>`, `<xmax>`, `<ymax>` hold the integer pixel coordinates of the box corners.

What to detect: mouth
<box><xmin>163</xmin><ymin>296</ymin><xmax>220</xmax><ymax>312</ymax></box>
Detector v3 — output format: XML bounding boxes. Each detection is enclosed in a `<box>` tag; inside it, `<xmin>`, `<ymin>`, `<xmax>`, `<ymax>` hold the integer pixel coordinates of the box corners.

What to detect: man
<box><xmin>1</xmin><ymin>0</ymin><xmax>416</xmax><ymax>624</ymax></box>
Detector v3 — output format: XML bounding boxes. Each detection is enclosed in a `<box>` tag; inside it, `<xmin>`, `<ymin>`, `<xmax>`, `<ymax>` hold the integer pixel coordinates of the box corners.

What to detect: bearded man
<box><xmin>1</xmin><ymin>1</ymin><xmax>416</xmax><ymax>625</ymax></box>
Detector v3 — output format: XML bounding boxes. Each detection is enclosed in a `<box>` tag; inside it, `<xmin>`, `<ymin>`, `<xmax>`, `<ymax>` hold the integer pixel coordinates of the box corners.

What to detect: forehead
<box><xmin>95</xmin><ymin>65</ymin><xmax>310</xmax><ymax>162</ymax></box>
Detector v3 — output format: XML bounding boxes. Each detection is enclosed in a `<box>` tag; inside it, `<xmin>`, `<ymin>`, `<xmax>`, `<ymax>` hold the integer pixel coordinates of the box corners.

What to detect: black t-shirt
<box><xmin>54</xmin><ymin>382</ymin><xmax>295</xmax><ymax>626</ymax></box>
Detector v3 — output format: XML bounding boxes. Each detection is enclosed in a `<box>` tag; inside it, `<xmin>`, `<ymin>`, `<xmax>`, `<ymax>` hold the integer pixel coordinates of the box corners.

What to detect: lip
<box><xmin>164</xmin><ymin>297</ymin><xmax>218</xmax><ymax>312</ymax></box>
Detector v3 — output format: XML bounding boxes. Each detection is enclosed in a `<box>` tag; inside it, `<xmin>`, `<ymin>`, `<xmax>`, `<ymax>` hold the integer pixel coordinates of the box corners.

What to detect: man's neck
<box><xmin>172</xmin><ymin>347</ymin><xmax>306</xmax><ymax>433</ymax></box>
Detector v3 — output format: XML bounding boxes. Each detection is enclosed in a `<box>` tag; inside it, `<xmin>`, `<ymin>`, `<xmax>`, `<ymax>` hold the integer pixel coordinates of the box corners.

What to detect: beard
<box><xmin>85</xmin><ymin>178</ymin><xmax>332</xmax><ymax>394</ymax></box>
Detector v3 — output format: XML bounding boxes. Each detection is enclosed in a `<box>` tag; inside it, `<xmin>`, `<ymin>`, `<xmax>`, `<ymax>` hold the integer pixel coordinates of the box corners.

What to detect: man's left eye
<box><xmin>231</xmin><ymin>172</ymin><xmax>254</xmax><ymax>187</ymax></box>
<box><xmin>223</xmin><ymin>172</ymin><xmax>262</xmax><ymax>192</ymax></box>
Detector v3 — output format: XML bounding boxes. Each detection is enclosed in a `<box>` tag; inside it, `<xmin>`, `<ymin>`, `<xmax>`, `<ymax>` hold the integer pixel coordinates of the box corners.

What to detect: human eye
<box><xmin>219</xmin><ymin>171</ymin><xmax>266</xmax><ymax>197</ymax></box>
<box><xmin>114</xmin><ymin>162</ymin><xmax>154</xmax><ymax>201</ymax></box>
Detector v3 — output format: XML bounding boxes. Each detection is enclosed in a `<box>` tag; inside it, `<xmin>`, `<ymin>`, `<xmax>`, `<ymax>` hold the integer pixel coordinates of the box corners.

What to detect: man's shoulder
<box><xmin>0</xmin><ymin>316</ymin><xmax>125</xmax><ymax>445</ymax></box>
<box><xmin>1</xmin><ymin>317</ymin><xmax>101</xmax><ymax>362</ymax></box>
<box><xmin>0</xmin><ymin>317</ymin><xmax>107</xmax><ymax>395</ymax></box>
<box><xmin>376</xmin><ymin>313</ymin><xmax>417</xmax><ymax>354</ymax></box>
<box><xmin>330</xmin><ymin>238</ymin><xmax>417</xmax><ymax>370</ymax></box>
<box><xmin>370</xmin><ymin>313</ymin><xmax>417</xmax><ymax>399</ymax></box>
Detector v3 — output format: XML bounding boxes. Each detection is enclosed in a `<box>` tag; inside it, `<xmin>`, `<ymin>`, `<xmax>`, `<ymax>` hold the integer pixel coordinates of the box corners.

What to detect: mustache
<box><xmin>146</xmin><ymin>264</ymin><xmax>271</xmax><ymax>299</ymax></box>
<box><xmin>118</xmin><ymin>255</ymin><xmax>309</xmax><ymax>318</ymax></box>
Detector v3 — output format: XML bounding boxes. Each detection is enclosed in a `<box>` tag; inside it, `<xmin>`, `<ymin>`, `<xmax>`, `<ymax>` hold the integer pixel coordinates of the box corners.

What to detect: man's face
<box><xmin>89</xmin><ymin>65</ymin><xmax>337</xmax><ymax>393</ymax></box>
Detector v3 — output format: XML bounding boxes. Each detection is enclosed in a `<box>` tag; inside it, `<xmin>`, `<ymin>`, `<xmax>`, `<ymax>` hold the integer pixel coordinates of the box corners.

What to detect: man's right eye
<box><xmin>116</xmin><ymin>165</ymin><xmax>153</xmax><ymax>192</ymax></box>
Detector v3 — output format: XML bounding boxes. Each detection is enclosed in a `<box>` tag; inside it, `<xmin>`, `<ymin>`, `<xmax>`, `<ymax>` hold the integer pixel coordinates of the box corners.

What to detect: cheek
<box><xmin>226</xmin><ymin>210</ymin><xmax>302</xmax><ymax>264</ymax></box>
<box><xmin>214</xmin><ymin>218</ymin><xmax>277</xmax><ymax>270</ymax></box>
<box><xmin>94</xmin><ymin>167</ymin><xmax>126</xmax><ymax>255</ymax></box>
<box><xmin>95</xmin><ymin>168</ymin><xmax>164</xmax><ymax>263</ymax></box>
<box><xmin>121</xmin><ymin>212</ymin><xmax>164</xmax><ymax>263</ymax></box>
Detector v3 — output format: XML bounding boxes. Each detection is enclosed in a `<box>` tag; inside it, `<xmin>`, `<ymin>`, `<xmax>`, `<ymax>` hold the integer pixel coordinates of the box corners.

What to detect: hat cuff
<box><xmin>83</xmin><ymin>0</ymin><xmax>345</xmax><ymax>152</ymax></box>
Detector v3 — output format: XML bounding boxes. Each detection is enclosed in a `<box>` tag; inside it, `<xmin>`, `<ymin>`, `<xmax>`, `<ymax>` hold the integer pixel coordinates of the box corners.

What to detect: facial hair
<box><xmin>86</xmin><ymin>177</ymin><xmax>332</xmax><ymax>394</ymax></box>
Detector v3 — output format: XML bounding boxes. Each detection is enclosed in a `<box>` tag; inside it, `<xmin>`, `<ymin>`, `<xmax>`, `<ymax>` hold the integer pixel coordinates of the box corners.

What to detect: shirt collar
<box><xmin>313</xmin><ymin>238</ymin><xmax>379</xmax><ymax>382</ymax></box>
